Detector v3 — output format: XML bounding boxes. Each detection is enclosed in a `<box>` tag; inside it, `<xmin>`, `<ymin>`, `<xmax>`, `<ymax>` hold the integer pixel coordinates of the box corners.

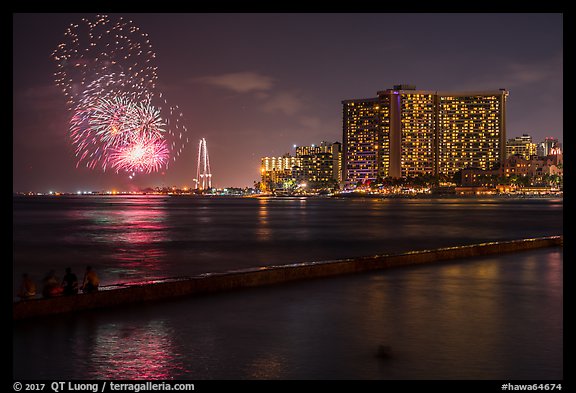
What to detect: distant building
<box><xmin>342</xmin><ymin>97</ymin><xmax>385</xmax><ymax>184</ymax></box>
<box><xmin>386</xmin><ymin>89</ymin><xmax>435</xmax><ymax>178</ymax></box>
<box><xmin>459</xmin><ymin>154</ymin><xmax>563</xmax><ymax>188</ymax></box>
<box><xmin>296</xmin><ymin>141</ymin><xmax>342</xmax><ymax>187</ymax></box>
<box><xmin>460</xmin><ymin>167</ymin><xmax>495</xmax><ymax>187</ymax></box>
<box><xmin>506</xmin><ymin>134</ymin><xmax>537</xmax><ymax>159</ymax></box>
<box><xmin>436</xmin><ymin>90</ymin><xmax>507</xmax><ymax>177</ymax></box>
<box><xmin>260</xmin><ymin>155</ymin><xmax>302</xmax><ymax>191</ymax></box>
<box><xmin>342</xmin><ymin>85</ymin><xmax>508</xmax><ymax>185</ymax></box>
<box><xmin>500</xmin><ymin>154</ymin><xmax>531</xmax><ymax>177</ymax></box>
<box><xmin>537</xmin><ymin>137</ymin><xmax>562</xmax><ymax>157</ymax></box>
<box><xmin>295</xmin><ymin>142</ymin><xmax>332</xmax><ymax>157</ymax></box>
<box><xmin>260</xmin><ymin>142</ymin><xmax>342</xmax><ymax>191</ymax></box>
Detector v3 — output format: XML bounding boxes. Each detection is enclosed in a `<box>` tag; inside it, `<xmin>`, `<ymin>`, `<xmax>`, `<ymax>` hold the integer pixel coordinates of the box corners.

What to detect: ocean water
<box><xmin>13</xmin><ymin>248</ymin><xmax>563</xmax><ymax>380</ymax></box>
<box><xmin>12</xmin><ymin>195</ymin><xmax>563</xmax><ymax>380</ymax></box>
<box><xmin>13</xmin><ymin>195</ymin><xmax>563</xmax><ymax>293</ymax></box>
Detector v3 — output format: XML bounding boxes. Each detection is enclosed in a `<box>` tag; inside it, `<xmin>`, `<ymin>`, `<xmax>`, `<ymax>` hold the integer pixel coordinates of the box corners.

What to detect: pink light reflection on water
<box><xmin>65</xmin><ymin>196</ymin><xmax>170</xmax><ymax>285</ymax></box>
<box><xmin>86</xmin><ymin>319</ymin><xmax>189</xmax><ymax>379</ymax></box>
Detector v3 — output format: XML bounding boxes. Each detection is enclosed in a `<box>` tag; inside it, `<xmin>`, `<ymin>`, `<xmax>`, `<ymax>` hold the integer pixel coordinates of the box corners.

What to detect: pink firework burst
<box><xmin>91</xmin><ymin>95</ymin><xmax>166</xmax><ymax>149</ymax></box>
<box><xmin>91</xmin><ymin>95</ymin><xmax>137</xmax><ymax>149</ymax></box>
<box><xmin>109</xmin><ymin>135</ymin><xmax>169</xmax><ymax>174</ymax></box>
<box><xmin>52</xmin><ymin>15</ymin><xmax>188</xmax><ymax>175</ymax></box>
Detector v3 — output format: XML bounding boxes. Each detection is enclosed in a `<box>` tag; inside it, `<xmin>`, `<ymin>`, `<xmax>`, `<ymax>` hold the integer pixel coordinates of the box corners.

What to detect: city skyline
<box><xmin>13</xmin><ymin>13</ymin><xmax>563</xmax><ymax>192</ymax></box>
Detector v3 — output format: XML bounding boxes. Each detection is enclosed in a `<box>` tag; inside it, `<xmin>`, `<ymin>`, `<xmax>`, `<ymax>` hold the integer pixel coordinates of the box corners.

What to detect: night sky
<box><xmin>13</xmin><ymin>13</ymin><xmax>563</xmax><ymax>192</ymax></box>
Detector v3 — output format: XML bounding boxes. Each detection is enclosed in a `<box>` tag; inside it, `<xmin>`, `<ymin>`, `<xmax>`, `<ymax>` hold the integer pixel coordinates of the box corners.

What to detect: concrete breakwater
<box><xmin>13</xmin><ymin>236</ymin><xmax>562</xmax><ymax>320</ymax></box>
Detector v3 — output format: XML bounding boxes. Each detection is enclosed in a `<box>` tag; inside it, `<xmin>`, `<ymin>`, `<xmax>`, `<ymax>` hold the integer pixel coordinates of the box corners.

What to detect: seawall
<box><xmin>13</xmin><ymin>236</ymin><xmax>562</xmax><ymax>320</ymax></box>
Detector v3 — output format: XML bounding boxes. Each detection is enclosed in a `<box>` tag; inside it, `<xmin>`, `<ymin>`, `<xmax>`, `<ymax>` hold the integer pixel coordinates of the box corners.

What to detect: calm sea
<box><xmin>12</xmin><ymin>195</ymin><xmax>563</xmax><ymax>380</ymax></box>
<box><xmin>14</xmin><ymin>248</ymin><xmax>562</xmax><ymax>380</ymax></box>
<box><xmin>13</xmin><ymin>195</ymin><xmax>563</xmax><ymax>293</ymax></box>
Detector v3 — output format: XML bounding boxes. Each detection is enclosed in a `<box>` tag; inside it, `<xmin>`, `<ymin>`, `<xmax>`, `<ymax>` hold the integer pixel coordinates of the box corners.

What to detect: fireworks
<box><xmin>51</xmin><ymin>15</ymin><xmax>188</xmax><ymax>175</ymax></box>
<box><xmin>109</xmin><ymin>134</ymin><xmax>169</xmax><ymax>174</ymax></box>
<box><xmin>91</xmin><ymin>96</ymin><xmax>166</xmax><ymax>148</ymax></box>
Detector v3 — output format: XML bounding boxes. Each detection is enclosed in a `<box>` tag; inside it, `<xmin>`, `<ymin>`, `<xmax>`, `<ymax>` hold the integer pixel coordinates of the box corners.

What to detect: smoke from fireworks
<box><xmin>51</xmin><ymin>14</ymin><xmax>188</xmax><ymax>175</ymax></box>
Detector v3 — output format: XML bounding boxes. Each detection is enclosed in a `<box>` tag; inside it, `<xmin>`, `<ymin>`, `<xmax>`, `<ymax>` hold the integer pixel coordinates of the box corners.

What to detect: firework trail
<box><xmin>51</xmin><ymin>14</ymin><xmax>188</xmax><ymax>175</ymax></box>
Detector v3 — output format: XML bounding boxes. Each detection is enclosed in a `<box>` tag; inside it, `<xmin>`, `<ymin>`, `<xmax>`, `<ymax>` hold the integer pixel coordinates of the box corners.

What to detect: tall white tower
<box><xmin>194</xmin><ymin>138</ymin><xmax>212</xmax><ymax>190</ymax></box>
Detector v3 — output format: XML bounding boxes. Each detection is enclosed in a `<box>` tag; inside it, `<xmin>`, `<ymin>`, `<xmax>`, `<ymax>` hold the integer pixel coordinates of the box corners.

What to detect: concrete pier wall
<box><xmin>13</xmin><ymin>236</ymin><xmax>562</xmax><ymax>320</ymax></box>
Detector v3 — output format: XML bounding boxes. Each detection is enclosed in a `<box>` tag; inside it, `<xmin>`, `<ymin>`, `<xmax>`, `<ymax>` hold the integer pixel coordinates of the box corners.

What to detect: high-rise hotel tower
<box><xmin>342</xmin><ymin>85</ymin><xmax>508</xmax><ymax>184</ymax></box>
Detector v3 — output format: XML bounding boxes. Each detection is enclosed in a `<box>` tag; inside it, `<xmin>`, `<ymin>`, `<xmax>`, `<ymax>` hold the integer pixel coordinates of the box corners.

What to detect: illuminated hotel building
<box><xmin>261</xmin><ymin>155</ymin><xmax>302</xmax><ymax>172</ymax></box>
<box><xmin>436</xmin><ymin>90</ymin><xmax>507</xmax><ymax>176</ymax></box>
<box><xmin>342</xmin><ymin>85</ymin><xmax>508</xmax><ymax>183</ymax></box>
<box><xmin>506</xmin><ymin>134</ymin><xmax>537</xmax><ymax>159</ymax></box>
<box><xmin>296</xmin><ymin>142</ymin><xmax>332</xmax><ymax>156</ymax></box>
<box><xmin>260</xmin><ymin>155</ymin><xmax>302</xmax><ymax>190</ymax></box>
<box><xmin>296</xmin><ymin>141</ymin><xmax>342</xmax><ymax>185</ymax></box>
<box><xmin>260</xmin><ymin>142</ymin><xmax>342</xmax><ymax>190</ymax></box>
<box><xmin>384</xmin><ymin>89</ymin><xmax>436</xmax><ymax>177</ymax></box>
<box><xmin>342</xmin><ymin>97</ymin><xmax>390</xmax><ymax>183</ymax></box>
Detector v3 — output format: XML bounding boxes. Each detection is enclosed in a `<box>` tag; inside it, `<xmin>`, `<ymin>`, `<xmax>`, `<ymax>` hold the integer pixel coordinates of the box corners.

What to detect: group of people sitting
<box><xmin>17</xmin><ymin>266</ymin><xmax>100</xmax><ymax>300</ymax></box>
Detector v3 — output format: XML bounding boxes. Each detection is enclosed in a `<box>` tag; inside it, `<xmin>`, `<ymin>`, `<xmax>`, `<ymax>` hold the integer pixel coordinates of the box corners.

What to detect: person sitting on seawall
<box><xmin>81</xmin><ymin>266</ymin><xmax>100</xmax><ymax>293</ymax></box>
<box><xmin>17</xmin><ymin>273</ymin><xmax>37</xmax><ymax>300</ymax></box>
<box><xmin>42</xmin><ymin>270</ymin><xmax>63</xmax><ymax>298</ymax></box>
<box><xmin>61</xmin><ymin>267</ymin><xmax>79</xmax><ymax>296</ymax></box>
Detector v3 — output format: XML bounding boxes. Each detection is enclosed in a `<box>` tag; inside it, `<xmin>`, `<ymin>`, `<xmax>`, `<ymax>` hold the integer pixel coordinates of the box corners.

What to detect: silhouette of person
<box><xmin>17</xmin><ymin>273</ymin><xmax>37</xmax><ymax>300</ymax></box>
<box><xmin>61</xmin><ymin>267</ymin><xmax>79</xmax><ymax>295</ymax></box>
<box><xmin>42</xmin><ymin>270</ymin><xmax>63</xmax><ymax>298</ymax></box>
<box><xmin>82</xmin><ymin>266</ymin><xmax>100</xmax><ymax>293</ymax></box>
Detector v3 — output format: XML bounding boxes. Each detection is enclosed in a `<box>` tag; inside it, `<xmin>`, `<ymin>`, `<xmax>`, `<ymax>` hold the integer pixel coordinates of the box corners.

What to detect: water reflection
<box><xmin>84</xmin><ymin>319</ymin><xmax>188</xmax><ymax>379</ymax></box>
<box><xmin>14</xmin><ymin>195</ymin><xmax>563</xmax><ymax>292</ymax></box>
<box><xmin>65</xmin><ymin>196</ymin><xmax>168</xmax><ymax>284</ymax></box>
<box><xmin>545</xmin><ymin>250</ymin><xmax>562</xmax><ymax>289</ymax></box>
<box><xmin>13</xmin><ymin>249</ymin><xmax>562</xmax><ymax>380</ymax></box>
<box><xmin>327</xmin><ymin>252</ymin><xmax>562</xmax><ymax>379</ymax></box>
<box><xmin>245</xmin><ymin>353</ymin><xmax>286</xmax><ymax>379</ymax></box>
<box><xmin>256</xmin><ymin>198</ymin><xmax>271</xmax><ymax>242</ymax></box>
